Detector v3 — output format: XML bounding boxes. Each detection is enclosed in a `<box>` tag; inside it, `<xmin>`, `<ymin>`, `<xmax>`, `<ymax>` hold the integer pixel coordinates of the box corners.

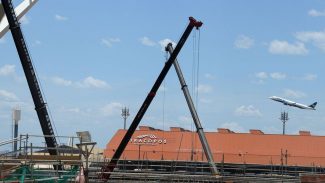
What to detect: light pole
<box><xmin>121</xmin><ymin>107</ymin><xmax>130</xmax><ymax>130</ymax></box>
<box><xmin>12</xmin><ymin>107</ymin><xmax>21</xmax><ymax>153</ymax></box>
<box><xmin>280</xmin><ymin>111</ymin><xmax>289</xmax><ymax>135</ymax></box>
<box><xmin>76</xmin><ymin>131</ymin><xmax>96</xmax><ymax>183</ymax></box>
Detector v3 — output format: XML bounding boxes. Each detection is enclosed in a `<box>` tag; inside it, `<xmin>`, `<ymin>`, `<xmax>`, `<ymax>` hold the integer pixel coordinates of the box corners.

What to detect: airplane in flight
<box><xmin>0</xmin><ymin>0</ymin><xmax>38</xmax><ymax>38</ymax></box>
<box><xmin>269</xmin><ymin>96</ymin><xmax>317</xmax><ymax>110</ymax></box>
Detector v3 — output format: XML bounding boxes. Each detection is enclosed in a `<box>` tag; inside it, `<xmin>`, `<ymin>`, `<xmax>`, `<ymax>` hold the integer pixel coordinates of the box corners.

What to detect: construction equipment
<box><xmin>101</xmin><ymin>17</ymin><xmax>203</xmax><ymax>180</ymax></box>
<box><xmin>165</xmin><ymin>43</ymin><xmax>219</xmax><ymax>175</ymax></box>
<box><xmin>0</xmin><ymin>0</ymin><xmax>38</xmax><ymax>38</ymax></box>
<box><xmin>1</xmin><ymin>0</ymin><xmax>61</xmax><ymax>168</ymax></box>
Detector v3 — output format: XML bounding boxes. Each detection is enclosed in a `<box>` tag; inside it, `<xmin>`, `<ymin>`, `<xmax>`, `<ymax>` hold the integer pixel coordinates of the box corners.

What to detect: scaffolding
<box><xmin>0</xmin><ymin>134</ymin><xmax>82</xmax><ymax>182</ymax></box>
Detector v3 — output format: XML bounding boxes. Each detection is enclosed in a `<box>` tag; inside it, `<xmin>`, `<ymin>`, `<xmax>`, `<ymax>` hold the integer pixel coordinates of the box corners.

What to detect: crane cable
<box><xmin>191</xmin><ymin>29</ymin><xmax>202</xmax><ymax>160</ymax></box>
<box><xmin>160</xmin><ymin>52</ymin><xmax>169</xmax><ymax>160</ymax></box>
<box><xmin>196</xmin><ymin>29</ymin><xmax>201</xmax><ymax>111</ymax></box>
<box><xmin>191</xmin><ymin>29</ymin><xmax>203</xmax><ymax>160</ymax></box>
<box><xmin>191</xmin><ymin>31</ymin><xmax>197</xmax><ymax>110</ymax></box>
<box><xmin>190</xmin><ymin>31</ymin><xmax>196</xmax><ymax>160</ymax></box>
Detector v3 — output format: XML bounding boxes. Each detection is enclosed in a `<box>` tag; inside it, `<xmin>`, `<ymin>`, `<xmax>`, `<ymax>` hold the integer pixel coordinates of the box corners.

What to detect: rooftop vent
<box><xmin>170</xmin><ymin>127</ymin><xmax>187</xmax><ymax>132</ymax></box>
<box><xmin>249</xmin><ymin>129</ymin><xmax>264</xmax><ymax>135</ymax></box>
<box><xmin>217</xmin><ymin>128</ymin><xmax>234</xmax><ymax>134</ymax></box>
<box><xmin>299</xmin><ymin>131</ymin><xmax>311</xmax><ymax>136</ymax></box>
<box><xmin>139</xmin><ymin>126</ymin><xmax>155</xmax><ymax>131</ymax></box>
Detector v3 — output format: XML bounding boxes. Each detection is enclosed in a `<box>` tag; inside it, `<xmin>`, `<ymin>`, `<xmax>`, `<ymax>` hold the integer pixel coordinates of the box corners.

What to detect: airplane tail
<box><xmin>309</xmin><ymin>102</ymin><xmax>317</xmax><ymax>109</ymax></box>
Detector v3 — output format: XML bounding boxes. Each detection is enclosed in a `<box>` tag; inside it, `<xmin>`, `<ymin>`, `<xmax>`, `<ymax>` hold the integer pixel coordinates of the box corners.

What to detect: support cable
<box><xmin>166</xmin><ymin>41</ymin><xmax>219</xmax><ymax>175</ymax></box>
<box><xmin>196</xmin><ymin>29</ymin><xmax>201</xmax><ymax>111</ymax></box>
<box><xmin>162</xmin><ymin>55</ymin><xmax>167</xmax><ymax>160</ymax></box>
<box><xmin>191</xmin><ymin>31</ymin><xmax>197</xmax><ymax>105</ymax></box>
<box><xmin>190</xmin><ymin>31</ymin><xmax>197</xmax><ymax>160</ymax></box>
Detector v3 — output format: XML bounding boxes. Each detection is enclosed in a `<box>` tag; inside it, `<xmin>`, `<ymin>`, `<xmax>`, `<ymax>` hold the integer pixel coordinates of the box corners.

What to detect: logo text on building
<box><xmin>130</xmin><ymin>134</ymin><xmax>167</xmax><ymax>145</ymax></box>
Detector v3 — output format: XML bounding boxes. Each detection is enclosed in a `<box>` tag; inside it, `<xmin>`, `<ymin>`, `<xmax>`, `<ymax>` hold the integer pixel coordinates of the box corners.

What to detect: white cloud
<box><xmin>234</xmin><ymin>35</ymin><xmax>254</xmax><ymax>49</ymax></box>
<box><xmin>100</xmin><ymin>102</ymin><xmax>123</xmax><ymax>116</ymax></box>
<box><xmin>284</xmin><ymin>89</ymin><xmax>306</xmax><ymax>98</ymax></box>
<box><xmin>204</xmin><ymin>73</ymin><xmax>216</xmax><ymax>80</ymax></box>
<box><xmin>268</xmin><ymin>40</ymin><xmax>308</xmax><ymax>55</ymax></box>
<box><xmin>139</xmin><ymin>37</ymin><xmax>156</xmax><ymax>46</ymax></box>
<box><xmin>51</xmin><ymin>76</ymin><xmax>110</xmax><ymax>89</ymax></box>
<box><xmin>308</xmin><ymin>9</ymin><xmax>325</xmax><ymax>17</ymax></box>
<box><xmin>101</xmin><ymin>39</ymin><xmax>112</xmax><ymax>47</ymax></box>
<box><xmin>67</xmin><ymin>107</ymin><xmax>80</xmax><ymax>113</ymax></box>
<box><xmin>270</xmin><ymin>72</ymin><xmax>286</xmax><ymax>80</ymax></box>
<box><xmin>295</xmin><ymin>31</ymin><xmax>325</xmax><ymax>51</ymax></box>
<box><xmin>55</xmin><ymin>14</ymin><xmax>68</xmax><ymax>21</ymax></box>
<box><xmin>0</xmin><ymin>66</ymin><xmax>23</xmax><ymax>81</ymax></box>
<box><xmin>19</xmin><ymin>15</ymin><xmax>29</xmax><ymax>25</ymax></box>
<box><xmin>196</xmin><ymin>84</ymin><xmax>213</xmax><ymax>94</ymax></box>
<box><xmin>302</xmin><ymin>74</ymin><xmax>317</xmax><ymax>81</ymax></box>
<box><xmin>109</xmin><ymin>38</ymin><xmax>120</xmax><ymax>43</ymax></box>
<box><xmin>254</xmin><ymin>72</ymin><xmax>268</xmax><ymax>84</ymax></box>
<box><xmin>51</xmin><ymin>76</ymin><xmax>72</xmax><ymax>86</ymax></box>
<box><xmin>159</xmin><ymin>38</ymin><xmax>176</xmax><ymax>51</ymax></box>
<box><xmin>60</xmin><ymin>106</ymin><xmax>82</xmax><ymax>114</ymax></box>
<box><xmin>253</xmin><ymin>72</ymin><xmax>286</xmax><ymax>84</ymax></box>
<box><xmin>101</xmin><ymin>38</ymin><xmax>121</xmax><ymax>47</ymax></box>
<box><xmin>0</xmin><ymin>90</ymin><xmax>19</xmax><ymax>101</ymax></box>
<box><xmin>255</xmin><ymin>72</ymin><xmax>268</xmax><ymax>79</ymax></box>
<box><xmin>77</xmin><ymin>76</ymin><xmax>110</xmax><ymax>89</ymax></box>
<box><xmin>235</xmin><ymin>105</ymin><xmax>262</xmax><ymax>117</ymax></box>
<box><xmin>221</xmin><ymin>122</ymin><xmax>244</xmax><ymax>132</ymax></box>
<box><xmin>0</xmin><ymin>65</ymin><xmax>16</xmax><ymax>76</ymax></box>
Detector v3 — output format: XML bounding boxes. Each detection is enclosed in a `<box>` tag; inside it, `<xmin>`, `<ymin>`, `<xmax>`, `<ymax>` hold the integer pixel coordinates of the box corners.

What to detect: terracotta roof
<box><xmin>104</xmin><ymin>126</ymin><xmax>325</xmax><ymax>167</ymax></box>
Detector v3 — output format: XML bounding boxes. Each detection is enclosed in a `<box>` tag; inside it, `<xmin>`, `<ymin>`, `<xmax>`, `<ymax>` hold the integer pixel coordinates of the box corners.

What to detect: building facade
<box><xmin>104</xmin><ymin>126</ymin><xmax>325</xmax><ymax>167</ymax></box>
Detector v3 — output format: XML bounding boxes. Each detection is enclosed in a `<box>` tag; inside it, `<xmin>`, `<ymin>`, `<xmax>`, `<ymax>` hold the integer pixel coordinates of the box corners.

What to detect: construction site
<box><xmin>1</xmin><ymin>0</ymin><xmax>325</xmax><ymax>182</ymax></box>
<box><xmin>2</xmin><ymin>127</ymin><xmax>325</xmax><ymax>182</ymax></box>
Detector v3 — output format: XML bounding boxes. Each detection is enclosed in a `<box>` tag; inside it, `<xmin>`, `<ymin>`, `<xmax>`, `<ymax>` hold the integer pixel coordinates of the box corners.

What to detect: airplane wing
<box><xmin>0</xmin><ymin>0</ymin><xmax>38</xmax><ymax>39</ymax></box>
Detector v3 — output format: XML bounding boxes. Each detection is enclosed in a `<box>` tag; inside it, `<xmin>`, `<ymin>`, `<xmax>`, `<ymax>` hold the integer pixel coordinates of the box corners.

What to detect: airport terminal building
<box><xmin>104</xmin><ymin>126</ymin><xmax>325</xmax><ymax>167</ymax></box>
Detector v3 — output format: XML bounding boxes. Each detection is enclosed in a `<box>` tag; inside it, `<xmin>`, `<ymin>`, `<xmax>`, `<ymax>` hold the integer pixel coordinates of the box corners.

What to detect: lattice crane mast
<box><xmin>1</xmin><ymin>0</ymin><xmax>61</xmax><ymax>168</ymax></box>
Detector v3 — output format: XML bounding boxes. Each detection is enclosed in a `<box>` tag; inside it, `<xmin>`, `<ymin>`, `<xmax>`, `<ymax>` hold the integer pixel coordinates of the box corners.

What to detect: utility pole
<box><xmin>280</xmin><ymin>111</ymin><xmax>289</xmax><ymax>135</ymax></box>
<box><xmin>121</xmin><ymin>107</ymin><xmax>130</xmax><ymax>130</ymax></box>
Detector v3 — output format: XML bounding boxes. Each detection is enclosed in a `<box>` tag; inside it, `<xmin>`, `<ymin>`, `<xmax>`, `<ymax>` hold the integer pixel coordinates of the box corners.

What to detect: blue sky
<box><xmin>1</xmin><ymin>0</ymin><xmax>325</xmax><ymax>148</ymax></box>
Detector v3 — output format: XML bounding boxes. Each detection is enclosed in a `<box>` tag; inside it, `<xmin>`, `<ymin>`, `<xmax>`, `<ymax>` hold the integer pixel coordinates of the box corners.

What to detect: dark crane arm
<box><xmin>1</xmin><ymin>0</ymin><xmax>60</xmax><ymax>166</ymax></box>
